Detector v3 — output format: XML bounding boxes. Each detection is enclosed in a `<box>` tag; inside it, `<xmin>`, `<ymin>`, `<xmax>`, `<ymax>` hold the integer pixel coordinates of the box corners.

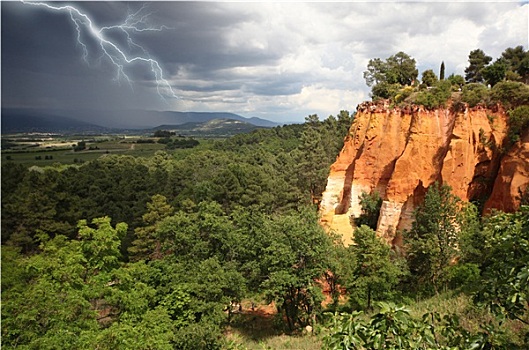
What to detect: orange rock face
<box><xmin>319</xmin><ymin>101</ymin><xmax>528</xmax><ymax>245</ymax></box>
<box><xmin>484</xmin><ymin>128</ymin><xmax>529</xmax><ymax>213</ymax></box>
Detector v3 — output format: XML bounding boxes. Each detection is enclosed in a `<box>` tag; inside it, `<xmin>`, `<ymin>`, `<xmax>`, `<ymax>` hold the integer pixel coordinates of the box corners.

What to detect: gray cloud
<box><xmin>2</xmin><ymin>1</ymin><xmax>527</xmax><ymax>123</ymax></box>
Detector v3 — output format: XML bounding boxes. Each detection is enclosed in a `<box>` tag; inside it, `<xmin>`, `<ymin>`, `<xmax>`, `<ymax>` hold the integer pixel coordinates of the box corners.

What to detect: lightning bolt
<box><xmin>21</xmin><ymin>1</ymin><xmax>178</xmax><ymax>101</ymax></box>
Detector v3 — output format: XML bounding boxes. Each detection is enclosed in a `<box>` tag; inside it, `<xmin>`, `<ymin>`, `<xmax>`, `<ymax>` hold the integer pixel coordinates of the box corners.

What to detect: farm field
<box><xmin>1</xmin><ymin>133</ymin><xmax>214</xmax><ymax>166</ymax></box>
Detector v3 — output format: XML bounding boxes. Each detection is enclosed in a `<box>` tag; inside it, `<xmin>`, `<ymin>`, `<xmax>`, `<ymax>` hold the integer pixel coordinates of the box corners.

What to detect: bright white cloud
<box><xmin>199</xmin><ymin>1</ymin><xmax>528</xmax><ymax>122</ymax></box>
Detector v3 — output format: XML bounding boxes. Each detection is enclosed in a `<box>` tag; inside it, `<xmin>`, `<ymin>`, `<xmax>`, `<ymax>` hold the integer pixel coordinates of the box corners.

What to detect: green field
<box><xmin>2</xmin><ymin>134</ymin><xmax>216</xmax><ymax>166</ymax></box>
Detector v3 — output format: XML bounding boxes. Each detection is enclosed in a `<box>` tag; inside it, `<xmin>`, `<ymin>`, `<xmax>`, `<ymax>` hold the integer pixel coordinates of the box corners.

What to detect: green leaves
<box><xmin>363</xmin><ymin>52</ymin><xmax>418</xmax><ymax>99</ymax></box>
<box><xmin>346</xmin><ymin>226</ymin><xmax>405</xmax><ymax>310</ymax></box>
<box><xmin>258</xmin><ymin>209</ymin><xmax>333</xmax><ymax>330</ymax></box>
<box><xmin>78</xmin><ymin>217</ymin><xmax>127</xmax><ymax>273</ymax></box>
<box><xmin>475</xmin><ymin>206</ymin><xmax>529</xmax><ymax>325</ymax></box>
<box><xmin>324</xmin><ymin>303</ymin><xmax>425</xmax><ymax>350</ymax></box>
<box><xmin>507</xmin><ymin>105</ymin><xmax>529</xmax><ymax>144</ymax></box>
<box><xmin>323</xmin><ymin>302</ymin><xmax>512</xmax><ymax>350</ymax></box>
<box><xmin>355</xmin><ymin>191</ymin><xmax>383</xmax><ymax>230</ymax></box>
<box><xmin>406</xmin><ymin>183</ymin><xmax>463</xmax><ymax>295</ymax></box>
<box><xmin>465</xmin><ymin>49</ymin><xmax>493</xmax><ymax>83</ymax></box>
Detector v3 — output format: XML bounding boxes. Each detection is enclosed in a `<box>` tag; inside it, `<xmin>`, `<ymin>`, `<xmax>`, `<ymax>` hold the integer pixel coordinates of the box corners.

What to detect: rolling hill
<box><xmin>1</xmin><ymin>108</ymin><xmax>279</xmax><ymax>134</ymax></box>
<box><xmin>153</xmin><ymin>118</ymin><xmax>265</xmax><ymax>136</ymax></box>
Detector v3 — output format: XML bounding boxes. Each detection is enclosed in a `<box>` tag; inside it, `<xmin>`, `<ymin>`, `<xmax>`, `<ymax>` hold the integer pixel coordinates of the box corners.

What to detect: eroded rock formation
<box><xmin>319</xmin><ymin>100</ymin><xmax>529</xmax><ymax>244</ymax></box>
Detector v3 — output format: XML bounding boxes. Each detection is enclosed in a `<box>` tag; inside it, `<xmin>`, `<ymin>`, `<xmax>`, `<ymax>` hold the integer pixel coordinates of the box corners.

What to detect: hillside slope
<box><xmin>154</xmin><ymin>118</ymin><xmax>265</xmax><ymax>136</ymax></box>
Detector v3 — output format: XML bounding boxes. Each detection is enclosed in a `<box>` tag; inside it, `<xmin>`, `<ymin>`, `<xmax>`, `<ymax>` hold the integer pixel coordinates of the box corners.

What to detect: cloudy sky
<box><xmin>2</xmin><ymin>1</ymin><xmax>528</xmax><ymax>124</ymax></box>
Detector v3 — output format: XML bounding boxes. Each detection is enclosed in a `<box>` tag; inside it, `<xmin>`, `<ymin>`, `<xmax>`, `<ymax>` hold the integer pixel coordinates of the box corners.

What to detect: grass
<box><xmin>407</xmin><ymin>292</ymin><xmax>529</xmax><ymax>346</ymax></box>
<box><xmin>225</xmin><ymin>292</ymin><xmax>529</xmax><ymax>349</ymax></box>
<box><xmin>223</xmin><ymin>301</ymin><xmax>323</xmax><ymax>350</ymax></box>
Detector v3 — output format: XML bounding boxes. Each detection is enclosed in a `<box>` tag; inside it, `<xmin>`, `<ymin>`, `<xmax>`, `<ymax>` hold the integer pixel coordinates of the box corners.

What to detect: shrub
<box><xmin>413</xmin><ymin>80</ymin><xmax>452</xmax><ymax>110</ymax></box>
<box><xmin>354</xmin><ymin>191</ymin><xmax>382</xmax><ymax>229</ymax></box>
<box><xmin>371</xmin><ymin>82</ymin><xmax>402</xmax><ymax>100</ymax></box>
<box><xmin>446</xmin><ymin>263</ymin><xmax>481</xmax><ymax>292</ymax></box>
<box><xmin>490</xmin><ymin>80</ymin><xmax>529</xmax><ymax>110</ymax></box>
<box><xmin>461</xmin><ymin>83</ymin><xmax>490</xmax><ymax>107</ymax></box>
<box><xmin>447</xmin><ymin>74</ymin><xmax>465</xmax><ymax>91</ymax></box>
<box><xmin>394</xmin><ymin>86</ymin><xmax>414</xmax><ymax>104</ymax></box>
<box><xmin>507</xmin><ymin>105</ymin><xmax>529</xmax><ymax>144</ymax></box>
<box><xmin>415</xmin><ymin>91</ymin><xmax>437</xmax><ymax>109</ymax></box>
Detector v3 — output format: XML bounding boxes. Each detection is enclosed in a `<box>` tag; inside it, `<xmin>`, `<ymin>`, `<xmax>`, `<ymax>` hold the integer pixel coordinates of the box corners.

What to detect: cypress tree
<box><xmin>440</xmin><ymin>61</ymin><xmax>445</xmax><ymax>80</ymax></box>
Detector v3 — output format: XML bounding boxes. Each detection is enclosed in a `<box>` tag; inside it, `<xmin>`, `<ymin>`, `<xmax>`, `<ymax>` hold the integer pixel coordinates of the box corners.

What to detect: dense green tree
<box><xmin>482</xmin><ymin>58</ymin><xmax>508</xmax><ymax>87</ymax></box>
<box><xmin>420</xmin><ymin>69</ymin><xmax>438</xmax><ymax>88</ymax></box>
<box><xmin>1</xmin><ymin>169</ymin><xmax>73</xmax><ymax>251</ymax></box>
<box><xmin>415</xmin><ymin>80</ymin><xmax>452</xmax><ymax>109</ymax></box>
<box><xmin>354</xmin><ymin>191</ymin><xmax>382</xmax><ymax>230</ymax></box>
<box><xmin>386</xmin><ymin>51</ymin><xmax>419</xmax><ymax>86</ymax></box>
<box><xmin>457</xmin><ymin>203</ymin><xmax>483</xmax><ymax>265</ymax></box>
<box><xmin>447</xmin><ymin>73</ymin><xmax>465</xmax><ymax>91</ymax></box>
<box><xmin>405</xmin><ymin>183</ymin><xmax>462</xmax><ymax>294</ymax></box>
<box><xmin>260</xmin><ymin>208</ymin><xmax>333</xmax><ymax>330</ymax></box>
<box><xmin>296</xmin><ymin>114</ymin><xmax>329</xmax><ymax>202</ymax></box>
<box><xmin>461</xmin><ymin>82</ymin><xmax>490</xmax><ymax>107</ymax></box>
<box><xmin>439</xmin><ymin>61</ymin><xmax>445</xmax><ymax>80</ymax></box>
<box><xmin>518</xmin><ymin>53</ymin><xmax>529</xmax><ymax>83</ymax></box>
<box><xmin>490</xmin><ymin>80</ymin><xmax>529</xmax><ymax>110</ymax></box>
<box><xmin>507</xmin><ymin>105</ymin><xmax>529</xmax><ymax>144</ymax></box>
<box><xmin>465</xmin><ymin>49</ymin><xmax>493</xmax><ymax>83</ymax></box>
<box><xmin>364</xmin><ymin>58</ymin><xmax>388</xmax><ymax>87</ymax></box>
<box><xmin>364</xmin><ymin>52</ymin><xmax>418</xmax><ymax>99</ymax></box>
<box><xmin>346</xmin><ymin>226</ymin><xmax>405</xmax><ymax>309</ymax></box>
<box><xmin>475</xmin><ymin>207</ymin><xmax>529</xmax><ymax>326</ymax></box>
<box><xmin>92</xmin><ymin>307</ymin><xmax>176</xmax><ymax>350</ymax></box>
<box><xmin>77</xmin><ymin>216</ymin><xmax>127</xmax><ymax>273</ymax></box>
<box><xmin>370</xmin><ymin>82</ymin><xmax>402</xmax><ymax>100</ymax></box>
<box><xmin>502</xmin><ymin>46</ymin><xmax>525</xmax><ymax>69</ymax></box>
<box><xmin>1</xmin><ymin>217</ymin><xmax>128</xmax><ymax>349</ymax></box>
<box><xmin>128</xmin><ymin>194</ymin><xmax>174</xmax><ymax>261</ymax></box>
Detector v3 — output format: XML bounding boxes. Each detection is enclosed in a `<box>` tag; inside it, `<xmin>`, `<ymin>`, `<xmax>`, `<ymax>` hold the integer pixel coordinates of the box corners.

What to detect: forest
<box><xmin>1</xmin><ymin>47</ymin><xmax>529</xmax><ymax>349</ymax></box>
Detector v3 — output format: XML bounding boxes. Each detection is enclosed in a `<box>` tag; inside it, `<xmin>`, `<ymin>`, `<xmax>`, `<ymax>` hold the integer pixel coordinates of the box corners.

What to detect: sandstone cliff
<box><xmin>319</xmin><ymin>101</ymin><xmax>529</xmax><ymax>245</ymax></box>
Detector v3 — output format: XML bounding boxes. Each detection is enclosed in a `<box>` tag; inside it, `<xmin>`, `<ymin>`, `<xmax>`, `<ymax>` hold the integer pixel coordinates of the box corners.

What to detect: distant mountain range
<box><xmin>1</xmin><ymin>108</ymin><xmax>279</xmax><ymax>134</ymax></box>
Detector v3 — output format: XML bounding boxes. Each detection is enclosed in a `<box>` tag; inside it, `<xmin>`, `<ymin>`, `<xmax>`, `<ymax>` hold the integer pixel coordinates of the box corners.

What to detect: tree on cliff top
<box><xmin>465</xmin><ymin>49</ymin><xmax>492</xmax><ymax>83</ymax></box>
<box><xmin>364</xmin><ymin>52</ymin><xmax>418</xmax><ymax>99</ymax></box>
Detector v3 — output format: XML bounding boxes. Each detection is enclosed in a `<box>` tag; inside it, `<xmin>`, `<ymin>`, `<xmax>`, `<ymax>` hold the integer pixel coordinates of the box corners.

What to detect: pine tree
<box><xmin>406</xmin><ymin>183</ymin><xmax>462</xmax><ymax>294</ymax></box>
<box><xmin>128</xmin><ymin>194</ymin><xmax>174</xmax><ymax>261</ymax></box>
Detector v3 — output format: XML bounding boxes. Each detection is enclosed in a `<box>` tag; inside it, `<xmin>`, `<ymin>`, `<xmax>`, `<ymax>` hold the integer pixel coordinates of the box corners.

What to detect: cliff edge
<box><xmin>319</xmin><ymin>100</ymin><xmax>529</xmax><ymax>244</ymax></box>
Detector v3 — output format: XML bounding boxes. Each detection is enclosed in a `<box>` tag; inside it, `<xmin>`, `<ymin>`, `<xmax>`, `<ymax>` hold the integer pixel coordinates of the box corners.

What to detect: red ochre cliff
<box><xmin>319</xmin><ymin>100</ymin><xmax>529</xmax><ymax>245</ymax></box>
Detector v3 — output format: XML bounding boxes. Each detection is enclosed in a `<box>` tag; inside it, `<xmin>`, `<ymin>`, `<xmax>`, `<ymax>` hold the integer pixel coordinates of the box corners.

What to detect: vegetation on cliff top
<box><xmin>364</xmin><ymin>46</ymin><xmax>529</xmax><ymax>112</ymax></box>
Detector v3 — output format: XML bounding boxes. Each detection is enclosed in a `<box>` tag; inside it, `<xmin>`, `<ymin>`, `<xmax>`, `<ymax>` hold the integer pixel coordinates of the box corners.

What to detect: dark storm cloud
<box><xmin>2</xmin><ymin>1</ymin><xmax>527</xmax><ymax>123</ymax></box>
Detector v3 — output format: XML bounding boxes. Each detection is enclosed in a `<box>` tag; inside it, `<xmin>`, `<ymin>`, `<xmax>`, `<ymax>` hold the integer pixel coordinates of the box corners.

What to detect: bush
<box><xmin>394</xmin><ymin>86</ymin><xmax>414</xmax><ymax>104</ymax></box>
<box><xmin>507</xmin><ymin>105</ymin><xmax>529</xmax><ymax>144</ymax></box>
<box><xmin>413</xmin><ymin>80</ymin><xmax>452</xmax><ymax>109</ymax></box>
<box><xmin>461</xmin><ymin>83</ymin><xmax>490</xmax><ymax>107</ymax></box>
<box><xmin>414</xmin><ymin>91</ymin><xmax>437</xmax><ymax>109</ymax></box>
<box><xmin>73</xmin><ymin>141</ymin><xmax>86</xmax><ymax>152</ymax></box>
<box><xmin>172</xmin><ymin>322</ymin><xmax>224</xmax><ymax>350</ymax></box>
<box><xmin>446</xmin><ymin>263</ymin><xmax>481</xmax><ymax>292</ymax></box>
<box><xmin>323</xmin><ymin>301</ymin><xmax>522</xmax><ymax>350</ymax></box>
<box><xmin>447</xmin><ymin>74</ymin><xmax>465</xmax><ymax>91</ymax></box>
<box><xmin>371</xmin><ymin>82</ymin><xmax>402</xmax><ymax>100</ymax></box>
<box><xmin>154</xmin><ymin>130</ymin><xmax>176</xmax><ymax>138</ymax></box>
<box><xmin>490</xmin><ymin>80</ymin><xmax>529</xmax><ymax>110</ymax></box>
<box><xmin>354</xmin><ymin>191</ymin><xmax>382</xmax><ymax>229</ymax></box>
